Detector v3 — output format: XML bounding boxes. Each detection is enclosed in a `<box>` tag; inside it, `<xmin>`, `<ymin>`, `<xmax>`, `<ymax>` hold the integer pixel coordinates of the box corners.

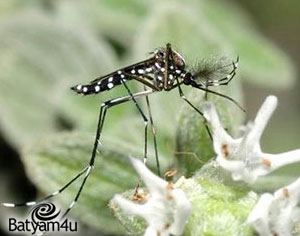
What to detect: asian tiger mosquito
<box><xmin>0</xmin><ymin>43</ymin><xmax>243</xmax><ymax>220</ymax></box>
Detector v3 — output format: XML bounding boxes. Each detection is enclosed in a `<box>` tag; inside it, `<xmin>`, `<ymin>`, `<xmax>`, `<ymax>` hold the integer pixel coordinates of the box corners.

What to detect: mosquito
<box><xmin>0</xmin><ymin>43</ymin><xmax>243</xmax><ymax>220</ymax></box>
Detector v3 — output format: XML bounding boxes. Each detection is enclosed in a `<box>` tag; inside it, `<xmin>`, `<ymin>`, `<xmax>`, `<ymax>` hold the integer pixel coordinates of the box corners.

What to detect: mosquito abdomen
<box><xmin>71</xmin><ymin>73</ymin><xmax>125</xmax><ymax>95</ymax></box>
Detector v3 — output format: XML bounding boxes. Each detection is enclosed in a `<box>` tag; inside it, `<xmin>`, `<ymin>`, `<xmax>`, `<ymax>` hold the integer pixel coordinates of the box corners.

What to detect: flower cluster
<box><xmin>202</xmin><ymin>95</ymin><xmax>300</xmax><ymax>184</ymax></box>
<box><xmin>248</xmin><ymin>177</ymin><xmax>300</xmax><ymax>236</ymax></box>
<box><xmin>203</xmin><ymin>95</ymin><xmax>300</xmax><ymax>236</ymax></box>
<box><xmin>113</xmin><ymin>157</ymin><xmax>191</xmax><ymax>236</ymax></box>
<box><xmin>113</xmin><ymin>96</ymin><xmax>300</xmax><ymax>236</ymax></box>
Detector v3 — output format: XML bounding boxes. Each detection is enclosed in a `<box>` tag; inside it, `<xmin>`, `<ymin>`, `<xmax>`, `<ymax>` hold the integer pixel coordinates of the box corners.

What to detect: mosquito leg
<box><xmin>0</xmin><ymin>166</ymin><xmax>89</xmax><ymax>208</ymax></box>
<box><xmin>60</xmin><ymin>91</ymin><xmax>154</xmax><ymax>219</ymax></box>
<box><xmin>119</xmin><ymin>79</ymin><xmax>156</xmax><ymax>197</ymax></box>
<box><xmin>120</xmin><ymin>79</ymin><xmax>149</xmax><ymax>166</ymax></box>
<box><xmin>206</xmin><ymin>58</ymin><xmax>238</xmax><ymax>86</ymax></box>
<box><xmin>195</xmin><ymin>85</ymin><xmax>245</xmax><ymax>112</ymax></box>
<box><xmin>60</xmin><ymin>103</ymin><xmax>107</xmax><ymax>219</ymax></box>
<box><xmin>176</xmin><ymin>79</ymin><xmax>213</xmax><ymax>141</ymax></box>
<box><xmin>143</xmin><ymin>85</ymin><xmax>160</xmax><ymax>176</ymax></box>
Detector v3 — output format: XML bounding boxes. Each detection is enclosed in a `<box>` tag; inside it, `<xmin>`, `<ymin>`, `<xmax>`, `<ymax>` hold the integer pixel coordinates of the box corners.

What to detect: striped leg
<box><xmin>120</xmin><ymin>79</ymin><xmax>149</xmax><ymax>166</ymax></box>
<box><xmin>206</xmin><ymin>57</ymin><xmax>239</xmax><ymax>87</ymax></box>
<box><xmin>61</xmin><ymin>89</ymin><xmax>153</xmax><ymax>219</ymax></box>
<box><xmin>0</xmin><ymin>166</ymin><xmax>89</xmax><ymax>208</ymax></box>
<box><xmin>144</xmin><ymin>85</ymin><xmax>160</xmax><ymax>176</ymax></box>
<box><xmin>176</xmin><ymin>79</ymin><xmax>213</xmax><ymax>141</ymax></box>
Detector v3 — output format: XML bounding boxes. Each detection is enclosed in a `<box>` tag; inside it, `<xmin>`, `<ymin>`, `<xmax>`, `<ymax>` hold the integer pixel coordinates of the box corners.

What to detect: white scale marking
<box><xmin>169</xmin><ymin>74</ymin><xmax>174</xmax><ymax>80</ymax></box>
<box><xmin>121</xmin><ymin>74</ymin><xmax>125</xmax><ymax>78</ymax></box>
<box><xmin>117</xmin><ymin>71</ymin><xmax>122</xmax><ymax>74</ymax></box>
<box><xmin>176</xmin><ymin>70</ymin><xmax>181</xmax><ymax>74</ymax></box>
<box><xmin>26</xmin><ymin>201</ymin><xmax>36</xmax><ymax>206</ymax></box>
<box><xmin>131</xmin><ymin>69</ymin><xmax>136</xmax><ymax>74</ymax></box>
<box><xmin>155</xmin><ymin>62</ymin><xmax>161</xmax><ymax>68</ymax></box>
<box><xmin>85</xmin><ymin>166</ymin><xmax>92</xmax><ymax>177</ymax></box>
<box><xmin>138</xmin><ymin>69</ymin><xmax>145</xmax><ymax>74</ymax></box>
<box><xmin>161</xmin><ymin>68</ymin><xmax>165</xmax><ymax>72</ymax></box>
<box><xmin>83</xmin><ymin>87</ymin><xmax>88</xmax><ymax>93</ymax></box>
<box><xmin>3</xmin><ymin>203</ymin><xmax>15</xmax><ymax>207</ymax></box>
<box><xmin>76</xmin><ymin>85</ymin><xmax>82</xmax><ymax>90</ymax></box>
<box><xmin>95</xmin><ymin>86</ymin><xmax>100</xmax><ymax>92</ymax></box>
<box><xmin>107</xmin><ymin>83</ymin><xmax>114</xmax><ymax>89</ymax></box>
<box><xmin>70</xmin><ymin>201</ymin><xmax>76</xmax><ymax>209</ymax></box>
<box><xmin>170</xmin><ymin>66</ymin><xmax>174</xmax><ymax>70</ymax></box>
<box><xmin>146</xmin><ymin>68</ymin><xmax>152</xmax><ymax>72</ymax></box>
<box><xmin>158</xmin><ymin>76</ymin><xmax>163</xmax><ymax>81</ymax></box>
<box><xmin>108</xmin><ymin>77</ymin><xmax>113</xmax><ymax>82</ymax></box>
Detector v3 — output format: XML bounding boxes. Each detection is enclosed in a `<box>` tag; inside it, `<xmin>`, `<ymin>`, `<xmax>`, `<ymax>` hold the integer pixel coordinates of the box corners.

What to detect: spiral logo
<box><xmin>30</xmin><ymin>202</ymin><xmax>60</xmax><ymax>223</ymax></box>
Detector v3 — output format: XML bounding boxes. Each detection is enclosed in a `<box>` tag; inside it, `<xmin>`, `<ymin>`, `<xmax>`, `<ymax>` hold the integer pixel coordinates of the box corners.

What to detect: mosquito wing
<box><xmin>71</xmin><ymin>57</ymin><xmax>157</xmax><ymax>95</ymax></box>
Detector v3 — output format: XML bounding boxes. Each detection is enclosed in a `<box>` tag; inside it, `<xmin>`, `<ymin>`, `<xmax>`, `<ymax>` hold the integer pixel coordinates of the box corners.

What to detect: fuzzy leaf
<box><xmin>22</xmin><ymin>132</ymin><xmax>170</xmax><ymax>234</ymax></box>
<box><xmin>55</xmin><ymin>0</ymin><xmax>151</xmax><ymax>46</ymax></box>
<box><xmin>183</xmin><ymin>164</ymin><xmax>257</xmax><ymax>236</ymax></box>
<box><xmin>252</xmin><ymin>162</ymin><xmax>300</xmax><ymax>193</ymax></box>
<box><xmin>0</xmin><ymin>9</ymin><xmax>116</xmax><ymax>148</ymax></box>
<box><xmin>133</xmin><ymin>1</ymin><xmax>234</xmax><ymax>64</ymax></box>
<box><xmin>200</xmin><ymin>0</ymin><xmax>297</xmax><ymax>89</ymax></box>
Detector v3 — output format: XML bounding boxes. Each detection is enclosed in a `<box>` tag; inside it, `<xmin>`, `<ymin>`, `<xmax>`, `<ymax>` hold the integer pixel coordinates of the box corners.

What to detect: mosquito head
<box><xmin>182</xmin><ymin>72</ymin><xmax>198</xmax><ymax>86</ymax></box>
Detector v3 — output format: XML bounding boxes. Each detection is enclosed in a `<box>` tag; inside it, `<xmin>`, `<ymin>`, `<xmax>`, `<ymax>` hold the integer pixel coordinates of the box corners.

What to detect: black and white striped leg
<box><xmin>61</xmin><ymin>90</ymin><xmax>153</xmax><ymax>219</ymax></box>
<box><xmin>0</xmin><ymin>166</ymin><xmax>89</xmax><ymax>208</ymax></box>
<box><xmin>120</xmin><ymin>79</ymin><xmax>149</xmax><ymax>166</ymax></box>
<box><xmin>176</xmin><ymin>79</ymin><xmax>213</xmax><ymax>141</ymax></box>
<box><xmin>144</xmin><ymin>85</ymin><xmax>160</xmax><ymax>176</ymax></box>
<box><xmin>207</xmin><ymin>58</ymin><xmax>239</xmax><ymax>86</ymax></box>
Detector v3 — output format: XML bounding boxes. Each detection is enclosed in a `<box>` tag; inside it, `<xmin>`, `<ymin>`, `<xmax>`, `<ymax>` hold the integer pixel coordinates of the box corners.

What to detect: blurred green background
<box><xmin>0</xmin><ymin>0</ymin><xmax>299</xmax><ymax>235</ymax></box>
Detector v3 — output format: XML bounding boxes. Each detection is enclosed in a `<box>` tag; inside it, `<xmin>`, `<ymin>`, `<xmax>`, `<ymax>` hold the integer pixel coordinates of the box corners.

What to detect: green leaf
<box><xmin>133</xmin><ymin>1</ymin><xmax>234</xmax><ymax>64</ymax></box>
<box><xmin>252</xmin><ymin>162</ymin><xmax>300</xmax><ymax>193</ymax></box>
<box><xmin>0</xmin><ymin>9</ymin><xmax>116</xmax><ymax>148</ymax></box>
<box><xmin>54</xmin><ymin>0</ymin><xmax>151</xmax><ymax>46</ymax></box>
<box><xmin>184</xmin><ymin>171</ymin><xmax>257</xmax><ymax>236</ymax></box>
<box><xmin>22</xmin><ymin>132</ymin><xmax>171</xmax><ymax>234</ymax></box>
<box><xmin>200</xmin><ymin>0</ymin><xmax>297</xmax><ymax>89</ymax></box>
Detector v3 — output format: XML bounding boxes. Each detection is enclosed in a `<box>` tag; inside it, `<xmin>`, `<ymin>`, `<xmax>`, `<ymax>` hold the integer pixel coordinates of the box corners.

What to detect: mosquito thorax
<box><xmin>153</xmin><ymin>48</ymin><xmax>185</xmax><ymax>70</ymax></box>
